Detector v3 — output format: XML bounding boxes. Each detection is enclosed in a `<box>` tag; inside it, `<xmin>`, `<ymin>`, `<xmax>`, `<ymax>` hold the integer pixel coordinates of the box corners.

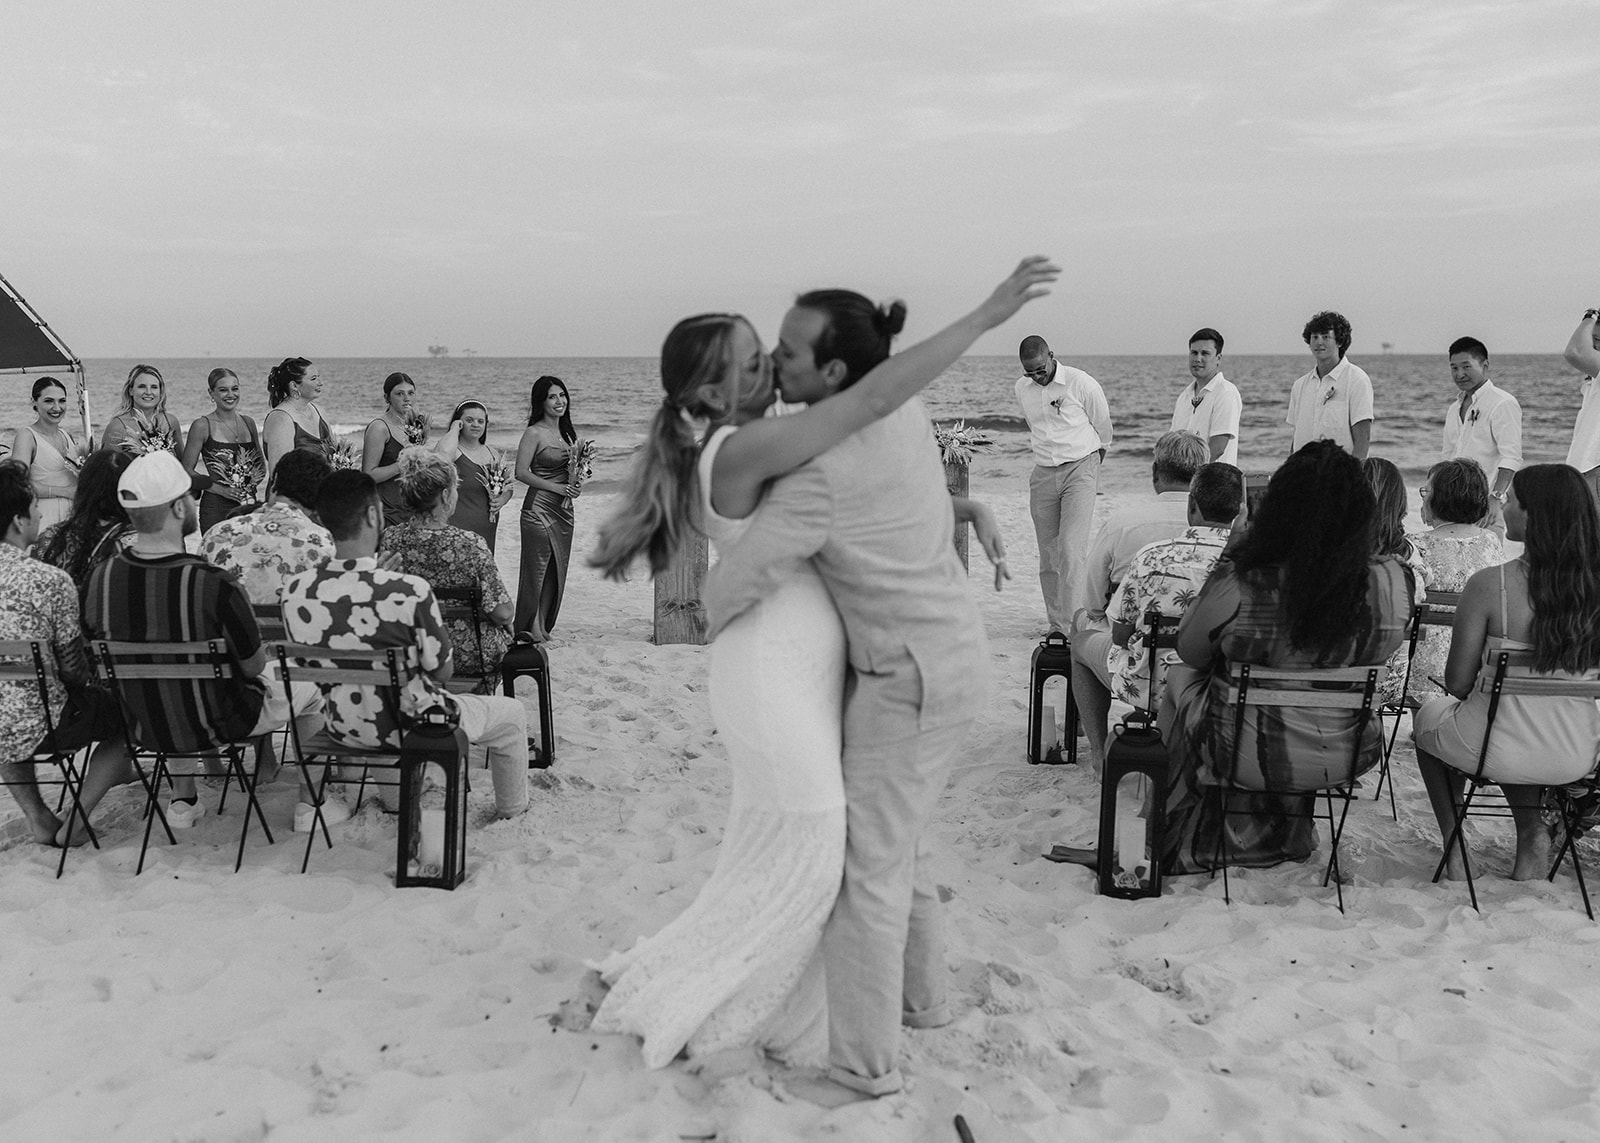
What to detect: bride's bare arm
<box><xmin>712</xmin><ymin>256</ymin><xmax>1058</xmax><ymax>515</ymax></box>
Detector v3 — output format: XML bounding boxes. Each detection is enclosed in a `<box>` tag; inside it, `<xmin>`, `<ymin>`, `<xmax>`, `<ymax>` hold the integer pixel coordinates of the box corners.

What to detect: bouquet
<box><xmin>403</xmin><ymin>409</ymin><xmax>430</xmax><ymax>445</ymax></box>
<box><xmin>565</xmin><ymin>439</ymin><xmax>597</xmax><ymax>504</ymax></box>
<box><xmin>933</xmin><ymin>420</ymin><xmax>992</xmax><ymax>467</ymax></box>
<box><xmin>130</xmin><ymin>419</ymin><xmax>178</xmax><ymax>456</ymax></box>
<box><xmin>476</xmin><ymin>448</ymin><xmax>515</xmax><ymax>516</ymax></box>
<box><xmin>212</xmin><ymin>451</ymin><xmax>267</xmax><ymax>506</ymax></box>
<box><xmin>328</xmin><ymin>434</ymin><xmax>362</xmax><ymax>471</ymax></box>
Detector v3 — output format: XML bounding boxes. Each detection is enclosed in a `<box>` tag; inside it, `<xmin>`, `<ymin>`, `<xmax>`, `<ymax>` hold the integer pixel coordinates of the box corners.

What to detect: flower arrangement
<box><xmin>933</xmin><ymin>420</ymin><xmax>992</xmax><ymax>467</ymax></box>
<box><xmin>211</xmin><ymin>451</ymin><xmax>266</xmax><ymax>506</ymax></box>
<box><xmin>476</xmin><ymin>448</ymin><xmax>515</xmax><ymax>516</ymax></box>
<box><xmin>130</xmin><ymin>420</ymin><xmax>178</xmax><ymax>456</ymax></box>
<box><xmin>328</xmin><ymin>434</ymin><xmax>362</xmax><ymax>471</ymax></box>
<box><xmin>565</xmin><ymin>439</ymin><xmax>598</xmax><ymax>503</ymax></box>
<box><xmin>403</xmin><ymin>409</ymin><xmax>430</xmax><ymax>445</ymax></box>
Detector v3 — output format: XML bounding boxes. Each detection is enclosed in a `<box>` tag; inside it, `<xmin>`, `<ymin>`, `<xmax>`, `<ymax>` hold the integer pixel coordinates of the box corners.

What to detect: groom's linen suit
<box><xmin>704</xmin><ymin>397</ymin><xmax>990</xmax><ymax>1095</ymax></box>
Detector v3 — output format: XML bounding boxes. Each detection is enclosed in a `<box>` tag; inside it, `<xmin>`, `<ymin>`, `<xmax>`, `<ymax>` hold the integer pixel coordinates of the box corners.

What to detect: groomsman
<box><xmin>1286</xmin><ymin>311</ymin><xmax>1373</xmax><ymax>459</ymax></box>
<box><xmin>1563</xmin><ymin>307</ymin><xmax>1600</xmax><ymax>503</ymax></box>
<box><xmin>1441</xmin><ymin>336</ymin><xmax>1521</xmax><ymax>533</ymax></box>
<box><xmin>1170</xmin><ymin>327</ymin><xmax>1242</xmax><ymax>465</ymax></box>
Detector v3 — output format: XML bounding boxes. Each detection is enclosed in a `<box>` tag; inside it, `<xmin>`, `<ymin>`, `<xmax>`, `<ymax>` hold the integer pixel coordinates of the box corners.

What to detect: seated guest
<box><xmin>1388</xmin><ymin>458</ymin><xmax>1503</xmax><ymax>704</ymax></box>
<box><xmin>0</xmin><ymin>461</ymin><xmax>127</xmax><ymax>846</ymax></box>
<box><xmin>1069</xmin><ymin>462</ymin><xmax>1241</xmax><ymax>770</ymax></box>
<box><xmin>34</xmin><ymin>448</ymin><xmax>134</xmax><ymax>591</ymax></box>
<box><xmin>200</xmin><ymin>447</ymin><xmax>335</xmax><ymax>605</ymax></box>
<box><xmin>1414</xmin><ymin>464</ymin><xmax>1600</xmax><ymax>881</ymax></box>
<box><xmin>377</xmin><ymin>449</ymin><xmax>512</xmax><ymax>679</ymax></box>
<box><xmin>282</xmin><ymin>471</ymin><xmax>530</xmax><ymax>820</ymax></box>
<box><xmin>83</xmin><ymin>452</ymin><xmax>337</xmax><ymax>832</ymax></box>
<box><xmin>1363</xmin><ymin>457</ymin><xmax>1428</xmax><ymax>705</ymax></box>
<box><xmin>1075</xmin><ymin>430</ymin><xmax>1208</xmax><ymax>626</ymax></box>
<box><xmin>1158</xmin><ymin>441</ymin><xmax>1413</xmax><ymax>874</ymax></box>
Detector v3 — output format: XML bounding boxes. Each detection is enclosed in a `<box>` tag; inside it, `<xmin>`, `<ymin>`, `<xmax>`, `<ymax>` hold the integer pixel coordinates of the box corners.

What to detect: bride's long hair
<box><xmin>590</xmin><ymin>314</ymin><xmax>749</xmax><ymax>580</ymax></box>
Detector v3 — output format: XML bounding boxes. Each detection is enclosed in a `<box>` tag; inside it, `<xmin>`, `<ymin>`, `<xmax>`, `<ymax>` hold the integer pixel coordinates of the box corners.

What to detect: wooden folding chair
<box><xmin>1208</xmin><ymin>661</ymin><xmax>1384</xmax><ymax>914</ymax></box>
<box><xmin>1434</xmin><ymin>648</ymin><xmax>1600</xmax><ymax>920</ymax></box>
<box><xmin>1375</xmin><ymin>590</ymin><xmax>1461</xmax><ymax>818</ymax></box>
<box><xmin>275</xmin><ymin>642</ymin><xmax>469</xmax><ymax>886</ymax></box>
<box><xmin>0</xmin><ymin>639</ymin><xmax>100</xmax><ymax>878</ymax></box>
<box><xmin>92</xmin><ymin>639</ymin><xmax>276</xmax><ymax>875</ymax></box>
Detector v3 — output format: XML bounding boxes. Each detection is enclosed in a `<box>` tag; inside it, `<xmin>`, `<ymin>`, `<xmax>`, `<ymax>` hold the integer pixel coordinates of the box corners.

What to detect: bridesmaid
<box><xmin>513</xmin><ymin>375</ymin><xmax>578</xmax><ymax>639</ymax></box>
<box><xmin>363</xmin><ymin>371</ymin><xmax>423</xmax><ymax>526</ymax></box>
<box><xmin>181</xmin><ymin>367</ymin><xmax>267</xmax><ymax>532</ymax></box>
<box><xmin>437</xmin><ymin>399</ymin><xmax>515</xmax><ymax>552</ymax></box>
<box><xmin>9</xmin><ymin>377</ymin><xmax>87</xmax><ymax>530</ymax></box>
<box><xmin>262</xmin><ymin>357</ymin><xmax>333</xmax><ymax>478</ymax></box>
<box><xmin>100</xmin><ymin>364</ymin><xmax>185</xmax><ymax>456</ymax></box>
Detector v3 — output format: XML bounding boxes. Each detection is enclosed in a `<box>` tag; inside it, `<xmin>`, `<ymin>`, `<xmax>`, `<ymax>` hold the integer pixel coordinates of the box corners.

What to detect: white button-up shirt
<box><xmin>1568</xmin><ymin>376</ymin><xmax>1600</xmax><ymax>472</ymax></box>
<box><xmin>1441</xmin><ymin>378</ymin><xmax>1522</xmax><ymax>482</ymax></box>
<box><xmin>1015</xmin><ymin>364</ymin><xmax>1113</xmax><ymax>467</ymax></box>
<box><xmin>1286</xmin><ymin>356</ymin><xmax>1374</xmax><ymax>453</ymax></box>
<box><xmin>1170</xmin><ymin>373</ymin><xmax>1242</xmax><ymax>465</ymax></box>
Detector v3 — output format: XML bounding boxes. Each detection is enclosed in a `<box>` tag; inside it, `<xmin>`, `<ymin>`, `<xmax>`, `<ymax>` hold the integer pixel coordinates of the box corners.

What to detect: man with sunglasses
<box><xmin>1015</xmin><ymin>335</ymin><xmax>1112</xmax><ymax>635</ymax></box>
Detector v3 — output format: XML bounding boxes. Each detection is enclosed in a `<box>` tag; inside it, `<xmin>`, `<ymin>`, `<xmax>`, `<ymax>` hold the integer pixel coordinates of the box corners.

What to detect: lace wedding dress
<box><xmin>588</xmin><ymin>426</ymin><xmax>847</xmax><ymax>1068</ymax></box>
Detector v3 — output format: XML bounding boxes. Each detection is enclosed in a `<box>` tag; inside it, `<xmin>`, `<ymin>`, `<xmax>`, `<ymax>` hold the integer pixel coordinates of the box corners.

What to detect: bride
<box><xmin>587</xmin><ymin>256</ymin><xmax>1057</xmax><ymax>1068</ymax></box>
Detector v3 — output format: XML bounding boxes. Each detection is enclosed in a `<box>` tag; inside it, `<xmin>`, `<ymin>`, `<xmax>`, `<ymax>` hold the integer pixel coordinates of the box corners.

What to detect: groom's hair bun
<box><xmin>794</xmin><ymin>288</ymin><xmax>908</xmax><ymax>391</ymax></box>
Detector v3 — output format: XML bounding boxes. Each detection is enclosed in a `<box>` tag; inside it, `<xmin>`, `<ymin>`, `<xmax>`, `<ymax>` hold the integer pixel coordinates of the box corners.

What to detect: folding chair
<box><xmin>1208</xmin><ymin>661</ymin><xmax>1384</xmax><ymax>914</ymax></box>
<box><xmin>1433</xmin><ymin>648</ymin><xmax>1600</xmax><ymax>920</ymax></box>
<box><xmin>275</xmin><ymin>642</ymin><xmax>470</xmax><ymax>886</ymax></box>
<box><xmin>92</xmin><ymin>639</ymin><xmax>276</xmax><ymax>875</ymax></box>
<box><xmin>433</xmin><ymin>585</ymin><xmax>554</xmax><ymax>769</ymax></box>
<box><xmin>0</xmin><ymin>639</ymin><xmax>100</xmax><ymax>878</ymax></box>
<box><xmin>432</xmin><ymin>585</ymin><xmax>496</xmax><ymax>695</ymax></box>
<box><xmin>1375</xmin><ymin>590</ymin><xmax>1462</xmax><ymax>818</ymax></box>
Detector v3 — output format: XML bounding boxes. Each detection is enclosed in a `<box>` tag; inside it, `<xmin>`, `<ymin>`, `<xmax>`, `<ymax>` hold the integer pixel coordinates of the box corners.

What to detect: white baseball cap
<box><xmin>118</xmin><ymin>451</ymin><xmax>202</xmax><ymax>509</ymax></box>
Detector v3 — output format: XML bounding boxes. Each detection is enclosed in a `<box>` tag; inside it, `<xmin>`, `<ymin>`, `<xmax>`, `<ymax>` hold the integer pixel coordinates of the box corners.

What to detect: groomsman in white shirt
<box><xmin>1286</xmin><ymin>311</ymin><xmax>1373</xmax><ymax>459</ymax></box>
<box><xmin>1563</xmin><ymin>307</ymin><xmax>1600</xmax><ymax>504</ymax></box>
<box><xmin>1441</xmin><ymin>335</ymin><xmax>1521</xmax><ymax>535</ymax></box>
<box><xmin>1170</xmin><ymin>327</ymin><xmax>1242</xmax><ymax>465</ymax></box>
<box><xmin>1015</xmin><ymin>335</ymin><xmax>1113</xmax><ymax>634</ymax></box>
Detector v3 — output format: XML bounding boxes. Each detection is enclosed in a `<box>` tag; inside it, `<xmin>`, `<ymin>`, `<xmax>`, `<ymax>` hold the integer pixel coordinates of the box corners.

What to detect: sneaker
<box><xmin>294</xmin><ymin>799</ymin><xmax>352</xmax><ymax>834</ymax></box>
<box><xmin>166</xmin><ymin>799</ymin><xmax>207</xmax><ymax>830</ymax></box>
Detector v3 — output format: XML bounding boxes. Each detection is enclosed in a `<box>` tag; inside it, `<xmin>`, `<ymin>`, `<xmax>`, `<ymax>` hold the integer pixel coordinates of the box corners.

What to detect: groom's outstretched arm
<box><xmin>703</xmin><ymin>463</ymin><xmax>833</xmax><ymax>640</ymax></box>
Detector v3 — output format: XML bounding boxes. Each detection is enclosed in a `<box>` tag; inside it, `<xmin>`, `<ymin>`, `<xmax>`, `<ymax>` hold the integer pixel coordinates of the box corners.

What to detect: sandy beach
<box><xmin>2</xmin><ymin>449</ymin><xmax>1598</xmax><ymax>1143</ymax></box>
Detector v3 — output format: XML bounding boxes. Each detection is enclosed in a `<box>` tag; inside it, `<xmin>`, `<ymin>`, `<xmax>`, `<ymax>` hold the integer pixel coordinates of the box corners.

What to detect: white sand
<box><xmin>3</xmin><ymin>458</ymin><xmax>1599</xmax><ymax>1142</ymax></box>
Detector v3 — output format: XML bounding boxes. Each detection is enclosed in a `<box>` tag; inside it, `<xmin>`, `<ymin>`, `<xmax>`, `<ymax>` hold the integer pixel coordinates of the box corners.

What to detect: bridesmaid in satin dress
<box><xmin>513</xmin><ymin>376</ymin><xmax>578</xmax><ymax>640</ymax></box>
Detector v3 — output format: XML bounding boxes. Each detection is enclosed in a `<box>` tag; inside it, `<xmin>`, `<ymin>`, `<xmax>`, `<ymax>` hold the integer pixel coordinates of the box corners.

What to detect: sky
<box><xmin>4</xmin><ymin>0</ymin><xmax>1598</xmax><ymax>358</ymax></box>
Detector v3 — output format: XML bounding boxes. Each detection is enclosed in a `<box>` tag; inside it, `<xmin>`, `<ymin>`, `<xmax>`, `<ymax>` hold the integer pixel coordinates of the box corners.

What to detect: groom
<box><xmin>704</xmin><ymin>291</ymin><xmax>993</xmax><ymax>1100</ymax></box>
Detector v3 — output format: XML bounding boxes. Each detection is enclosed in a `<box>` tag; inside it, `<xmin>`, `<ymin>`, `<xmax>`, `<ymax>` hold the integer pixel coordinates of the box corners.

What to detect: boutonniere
<box><xmin>1468</xmin><ymin>408</ymin><xmax>1480</xmax><ymax>424</ymax></box>
<box><xmin>1321</xmin><ymin>385</ymin><xmax>1337</xmax><ymax>405</ymax></box>
<box><xmin>1050</xmin><ymin>396</ymin><xmax>1065</xmax><ymax>413</ymax></box>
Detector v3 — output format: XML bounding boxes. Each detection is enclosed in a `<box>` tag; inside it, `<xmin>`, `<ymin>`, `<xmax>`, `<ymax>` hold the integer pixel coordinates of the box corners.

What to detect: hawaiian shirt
<box><xmin>1108</xmin><ymin>526</ymin><xmax>1232</xmax><ymax>709</ymax></box>
<box><xmin>0</xmin><ymin>542</ymin><xmax>87</xmax><ymax>763</ymax></box>
<box><xmin>200</xmin><ymin>500</ymin><xmax>333</xmax><ymax>605</ymax></box>
<box><xmin>377</xmin><ymin>520</ymin><xmax>511</xmax><ymax>676</ymax></box>
<box><xmin>281</xmin><ymin>557</ymin><xmax>453</xmax><ymax>749</ymax></box>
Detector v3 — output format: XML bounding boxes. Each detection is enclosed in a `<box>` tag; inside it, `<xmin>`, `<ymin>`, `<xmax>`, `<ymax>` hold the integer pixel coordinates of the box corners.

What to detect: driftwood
<box><xmin>653</xmin><ymin>531</ymin><xmax>709</xmax><ymax>645</ymax></box>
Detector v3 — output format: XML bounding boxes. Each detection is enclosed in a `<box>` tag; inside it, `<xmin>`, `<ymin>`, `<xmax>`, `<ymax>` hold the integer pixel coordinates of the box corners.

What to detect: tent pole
<box><xmin>76</xmin><ymin>362</ymin><xmax>93</xmax><ymax>446</ymax></box>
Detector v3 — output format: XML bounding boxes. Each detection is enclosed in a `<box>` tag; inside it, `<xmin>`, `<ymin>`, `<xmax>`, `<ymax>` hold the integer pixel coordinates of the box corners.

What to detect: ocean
<box><xmin>7</xmin><ymin>354</ymin><xmax>1584</xmax><ymax>500</ymax></box>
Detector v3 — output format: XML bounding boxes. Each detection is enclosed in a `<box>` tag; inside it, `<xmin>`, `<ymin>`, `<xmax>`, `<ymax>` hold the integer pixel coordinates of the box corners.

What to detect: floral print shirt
<box><xmin>1108</xmin><ymin>526</ymin><xmax>1233</xmax><ymax>710</ymax></box>
<box><xmin>377</xmin><ymin>520</ymin><xmax>510</xmax><ymax>676</ymax></box>
<box><xmin>0</xmin><ymin>543</ymin><xmax>86</xmax><ymax>763</ymax></box>
<box><xmin>200</xmin><ymin>500</ymin><xmax>334</xmax><ymax>605</ymax></box>
<box><xmin>281</xmin><ymin>557</ymin><xmax>454</xmax><ymax>750</ymax></box>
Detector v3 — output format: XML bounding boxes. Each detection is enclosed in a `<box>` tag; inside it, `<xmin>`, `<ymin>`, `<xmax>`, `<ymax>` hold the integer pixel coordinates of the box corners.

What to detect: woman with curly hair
<box><xmin>1158</xmin><ymin>440</ymin><xmax>1414</xmax><ymax>874</ymax></box>
<box><xmin>34</xmin><ymin>448</ymin><xmax>135</xmax><ymax>592</ymax></box>
<box><xmin>99</xmin><ymin>364</ymin><xmax>185</xmax><ymax>457</ymax></box>
<box><xmin>262</xmin><ymin>357</ymin><xmax>333</xmax><ymax>478</ymax></box>
<box><xmin>1414</xmin><ymin>463</ymin><xmax>1600</xmax><ymax>881</ymax></box>
<box><xmin>377</xmin><ymin>448</ymin><xmax>513</xmax><ymax>679</ymax></box>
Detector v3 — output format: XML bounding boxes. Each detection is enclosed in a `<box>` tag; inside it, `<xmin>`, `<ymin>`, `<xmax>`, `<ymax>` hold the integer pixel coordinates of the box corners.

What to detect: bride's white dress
<box><xmin>588</xmin><ymin>425</ymin><xmax>847</xmax><ymax>1068</ymax></box>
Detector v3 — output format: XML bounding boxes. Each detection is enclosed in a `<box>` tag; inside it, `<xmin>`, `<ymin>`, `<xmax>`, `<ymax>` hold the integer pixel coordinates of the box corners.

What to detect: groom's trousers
<box><xmin>824</xmin><ymin>656</ymin><xmax>973</xmax><ymax>1097</ymax></box>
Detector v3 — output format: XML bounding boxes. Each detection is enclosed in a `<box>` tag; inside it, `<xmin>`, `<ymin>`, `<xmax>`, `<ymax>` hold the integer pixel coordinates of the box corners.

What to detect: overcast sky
<box><xmin>5</xmin><ymin>1</ymin><xmax>1596</xmax><ymax>358</ymax></box>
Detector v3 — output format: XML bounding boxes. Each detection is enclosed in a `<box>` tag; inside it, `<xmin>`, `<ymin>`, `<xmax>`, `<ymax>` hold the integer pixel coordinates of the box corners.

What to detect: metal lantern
<box><xmin>1096</xmin><ymin>710</ymin><xmax>1169</xmax><ymax>899</ymax></box>
<box><xmin>395</xmin><ymin>719</ymin><xmax>471</xmax><ymax>890</ymax></box>
<box><xmin>1027</xmin><ymin>631</ymin><xmax>1077</xmax><ymax>765</ymax></box>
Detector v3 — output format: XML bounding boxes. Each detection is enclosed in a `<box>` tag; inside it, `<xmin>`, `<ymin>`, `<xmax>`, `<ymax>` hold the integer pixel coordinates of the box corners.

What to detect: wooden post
<box><xmin>654</xmin><ymin>531</ymin><xmax>709</xmax><ymax>645</ymax></box>
<box><xmin>944</xmin><ymin>458</ymin><xmax>969</xmax><ymax>571</ymax></box>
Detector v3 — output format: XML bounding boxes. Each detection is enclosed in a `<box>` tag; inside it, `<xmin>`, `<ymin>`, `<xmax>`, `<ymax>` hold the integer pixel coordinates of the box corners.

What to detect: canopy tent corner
<box><xmin>0</xmin><ymin>270</ymin><xmax>93</xmax><ymax>449</ymax></box>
